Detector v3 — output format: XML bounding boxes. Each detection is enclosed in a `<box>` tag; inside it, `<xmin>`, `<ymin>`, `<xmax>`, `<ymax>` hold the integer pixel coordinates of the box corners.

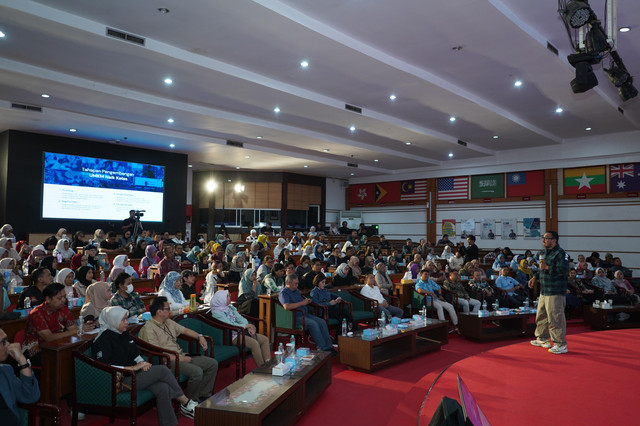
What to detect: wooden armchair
<box><xmin>273</xmin><ymin>300</ymin><xmax>307</xmax><ymax>350</ymax></box>
<box><xmin>17</xmin><ymin>402</ymin><xmax>61</xmax><ymax>426</ymax></box>
<box><xmin>338</xmin><ymin>291</ymin><xmax>376</xmax><ymax>326</ymax></box>
<box><xmin>71</xmin><ymin>339</ymin><xmax>169</xmax><ymax>426</ymax></box>
<box><xmin>174</xmin><ymin>312</ymin><xmax>244</xmax><ymax>379</ymax></box>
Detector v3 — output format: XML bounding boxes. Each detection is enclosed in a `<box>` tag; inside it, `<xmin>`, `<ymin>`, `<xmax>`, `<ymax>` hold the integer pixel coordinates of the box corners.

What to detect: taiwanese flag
<box><xmin>349</xmin><ymin>184</ymin><xmax>375</xmax><ymax>204</ymax></box>
<box><xmin>610</xmin><ymin>163</ymin><xmax>640</xmax><ymax>192</ymax></box>
<box><xmin>564</xmin><ymin>166</ymin><xmax>606</xmax><ymax>194</ymax></box>
<box><xmin>375</xmin><ymin>181</ymin><xmax>400</xmax><ymax>203</ymax></box>
<box><xmin>507</xmin><ymin>171</ymin><xmax>544</xmax><ymax>197</ymax></box>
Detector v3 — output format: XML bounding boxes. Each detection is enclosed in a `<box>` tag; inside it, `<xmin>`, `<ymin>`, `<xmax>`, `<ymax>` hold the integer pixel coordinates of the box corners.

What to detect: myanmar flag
<box><xmin>564</xmin><ymin>166</ymin><xmax>606</xmax><ymax>194</ymax></box>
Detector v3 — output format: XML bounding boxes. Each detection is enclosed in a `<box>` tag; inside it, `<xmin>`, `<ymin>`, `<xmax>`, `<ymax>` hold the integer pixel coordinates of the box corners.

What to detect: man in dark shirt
<box><xmin>402</xmin><ymin>238</ymin><xmax>413</xmax><ymax>255</ymax></box>
<box><xmin>278</xmin><ymin>274</ymin><xmax>336</xmax><ymax>355</ymax></box>
<box><xmin>327</xmin><ymin>247</ymin><xmax>346</xmax><ymax>267</ymax></box>
<box><xmin>301</xmin><ymin>259</ymin><xmax>322</xmax><ymax>290</ymax></box>
<box><xmin>338</xmin><ymin>221</ymin><xmax>350</xmax><ymax>235</ymax></box>
<box><xmin>121</xmin><ymin>210</ymin><xmax>136</xmax><ymax>234</ymax></box>
<box><xmin>18</xmin><ymin>267</ymin><xmax>52</xmax><ymax>309</ymax></box>
<box><xmin>378</xmin><ymin>235</ymin><xmax>391</xmax><ymax>250</ymax></box>
<box><xmin>260</xmin><ymin>222</ymin><xmax>275</xmax><ymax>235</ymax></box>
<box><xmin>437</xmin><ymin>234</ymin><xmax>454</xmax><ymax>247</ymax></box>
<box><xmin>100</xmin><ymin>231</ymin><xmax>124</xmax><ymax>254</ymax></box>
<box><xmin>180</xmin><ymin>270</ymin><xmax>202</xmax><ymax>304</ymax></box>
<box><xmin>463</xmin><ymin>235</ymin><xmax>478</xmax><ymax>264</ymax></box>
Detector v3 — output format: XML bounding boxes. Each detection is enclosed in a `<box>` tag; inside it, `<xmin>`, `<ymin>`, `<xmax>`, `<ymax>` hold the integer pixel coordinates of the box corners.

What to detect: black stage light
<box><xmin>604</xmin><ymin>64</ymin><xmax>630</xmax><ymax>87</ymax></box>
<box><xmin>585</xmin><ymin>21</ymin><xmax>610</xmax><ymax>54</ymax></box>
<box><xmin>618</xmin><ymin>77</ymin><xmax>638</xmax><ymax>102</ymax></box>
<box><xmin>568</xmin><ymin>52</ymin><xmax>600</xmax><ymax>93</ymax></box>
<box><xmin>562</xmin><ymin>1</ymin><xmax>595</xmax><ymax>28</ymax></box>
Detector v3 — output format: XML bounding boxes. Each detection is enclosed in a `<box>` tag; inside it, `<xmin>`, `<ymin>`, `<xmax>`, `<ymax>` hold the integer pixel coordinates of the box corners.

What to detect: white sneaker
<box><xmin>530</xmin><ymin>338</ymin><xmax>551</xmax><ymax>348</ymax></box>
<box><xmin>548</xmin><ymin>344</ymin><xmax>568</xmax><ymax>354</ymax></box>
<box><xmin>180</xmin><ymin>399</ymin><xmax>198</xmax><ymax>419</ymax></box>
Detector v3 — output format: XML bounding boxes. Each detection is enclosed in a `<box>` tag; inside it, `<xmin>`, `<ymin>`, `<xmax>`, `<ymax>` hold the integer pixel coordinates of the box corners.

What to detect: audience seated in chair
<box><xmin>415</xmin><ymin>269</ymin><xmax>458</xmax><ymax>333</ymax></box>
<box><xmin>443</xmin><ymin>270</ymin><xmax>481</xmax><ymax>314</ymax></box>
<box><xmin>361</xmin><ymin>274</ymin><xmax>403</xmax><ymax>320</ymax></box>
<box><xmin>310</xmin><ymin>274</ymin><xmax>359</xmax><ymax>332</ymax></box>
<box><xmin>137</xmin><ymin>297</ymin><xmax>218</xmax><ymax>402</ymax></box>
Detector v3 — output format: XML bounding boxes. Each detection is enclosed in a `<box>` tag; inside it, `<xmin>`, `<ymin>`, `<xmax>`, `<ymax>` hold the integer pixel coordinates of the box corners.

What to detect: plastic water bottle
<box><xmin>24</xmin><ymin>297</ymin><xmax>31</xmax><ymax>309</ymax></box>
<box><xmin>342</xmin><ymin>318</ymin><xmax>347</xmax><ymax>336</ymax></box>
<box><xmin>22</xmin><ymin>261</ymin><xmax>29</xmax><ymax>277</ymax></box>
<box><xmin>77</xmin><ymin>316</ymin><xmax>84</xmax><ymax>337</ymax></box>
<box><xmin>192</xmin><ymin>263</ymin><xmax>198</xmax><ymax>273</ymax></box>
<box><xmin>493</xmin><ymin>299</ymin><xmax>499</xmax><ymax>311</ymax></box>
<box><xmin>289</xmin><ymin>334</ymin><xmax>295</xmax><ymax>354</ymax></box>
<box><xmin>523</xmin><ymin>297</ymin><xmax>529</xmax><ymax>311</ymax></box>
<box><xmin>481</xmin><ymin>300</ymin><xmax>487</xmax><ymax>311</ymax></box>
<box><xmin>277</xmin><ymin>342</ymin><xmax>284</xmax><ymax>364</ymax></box>
<box><xmin>99</xmin><ymin>269</ymin><xmax>105</xmax><ymax>281</ymax></box>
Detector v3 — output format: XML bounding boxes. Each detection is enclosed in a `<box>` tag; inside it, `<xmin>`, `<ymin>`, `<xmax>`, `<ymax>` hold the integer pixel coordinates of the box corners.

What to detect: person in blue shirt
<box><xmin>415</xmin><ymin>269</ymin><xmax>458</xmax><ymax>333</ymax></box>
<box><xmin>494</xmin><ymin>267</ymin><xmax>526</xmax><ymax>308</ymax></box>
<box><xmin>278</xmin><ymin>274</ymin><xmax>337</xmax><ymax>356</ymax></box>
<box><xmin>492</xmin><ymin>254</ymin><xmax>509</xmax><ymax>274</ymax></box>
<box><xmin>310</xmin><ymin>275</ymin><xmax>359</xmax><ymax>332</ymax></box>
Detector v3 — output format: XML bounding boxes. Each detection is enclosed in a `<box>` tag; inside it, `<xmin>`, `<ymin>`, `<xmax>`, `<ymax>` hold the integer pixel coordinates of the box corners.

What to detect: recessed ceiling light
<box><xmin>273</xmin><ymin>107</ymin><xmax>280</xmax><ymax>113</ymax></box>
<box><xmin>585</xmin><ymin>127</ymin><xmax>592</xmax><ymax>131</ymax></box>
<box><xmin>303</xmin><ymin>165</ymin><xmax>308</xmax><ymax>168</ymax></box>
<box><xmin>235</xmin><ymin>166</ymin><xmax>240</xmax><ymax>170</ymax></box>
<box><xmin>256</xmin><ymin>136</ymin><xmax>263</xmax><ymax>139</ymax></box>
<box><xmin>188</xmin><ymin>164</ymin><xmax>193</xmax><ymax>168</ymax></box>
<box><xmin>389</xmin><ymin>94</ymin><xmax>397</xmax><ymax>101</ymax></box>
<box><xmin>374</xmin><ymin>159</ymin><xmax>379</xmax><ymax>162</ymax></box>
<box><xmin>619</xmin><ymin>27</ymin><xmax>630</xmax><ymax>33</ymax></box>
<box><xmin>323</xmin><ymin>149</ymin><xmax>329</xmax><ymax>152</ymax></box>
<box><xmin>449</xmin><ymin>116</ymin><xmax>456</xmax><ymax>122</ymax></box>
<box><xmin>514</xmin><ymin>80</ymin><xmax>523</xmax><ymax>87</ymax></box>
<box><xmin>448</xmin><ymin>153</ymin><xmax>454</xmax><ymax>158</ymax></box>
<box><xmin>555</xmin><ymin>107</ymin><xmax>564</xmax><ymax>113</ymax></box>
<box><xmin>227</xmin><ymin>179</ymin><xmax>232</xmax><ymax>183</ymax></box>
<box><xmin>41</xmin><ymin>94</ymin><xmax>50</xmax><ymax>98</ymax></box>
<box><xmin>300</xmin><ymin>60</ymin><xmax>309</xmax><ymax>68</ymax></box>
<box><xmin>493</xmin><ymin>135</ymin><xmax>499</xmax><ymax>139</ymax></box>
<box><xmin>405</xmin><ymin>142</ymin><xmax>411</xmax><ymax>145</ymax></box>
<box><xmin>0</xmin><ymin>30</ymin><xmax>5</xmax><ymax>38</ymax></box>
<box><xmin>169</xmin><ymin>143</ymin><xmax>175</xmax><ymax>148</ymax></box>
<box><xmin>350</xmin><ymin>173</ymin><xmax>355</xmax><ymax>176</ymax></box>
<box><xmin>244</xmin><ymin>155</ymin><xmax>250</xmax><ymax>159</ymax></box>
<box><xmin>167</xmin><ymin>118</ymin><xmax>174</xmax><ymax>123</ymax></box>
<box><xmin>164</xmin><ymin>77</ymin><xmax>173</xmax><ymax>85</ymax></box>
<box><xmin>69</xmin><ymin>128</ymin><xmax>77</xmax><ymax>132</ymax></box>
<box><xmin>158</xmin><ymin>8</ymin><xmax>170</xmax><ymax>14</ymax></box>
<box><xmin>349</xmin><ymin>126</ymin><xmax>356</xmax><ymax>132</ymax></box>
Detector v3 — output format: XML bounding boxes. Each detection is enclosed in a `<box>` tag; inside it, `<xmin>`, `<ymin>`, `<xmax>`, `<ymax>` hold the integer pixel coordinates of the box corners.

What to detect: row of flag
<box><xmin>348</xmin><ymin>164</ymin><xmax>640</xmax><ymax>205</ymax></box>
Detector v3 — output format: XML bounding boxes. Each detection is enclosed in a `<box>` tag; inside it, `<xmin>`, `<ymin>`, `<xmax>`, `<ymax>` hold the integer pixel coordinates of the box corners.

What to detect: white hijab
<box><xmin>113</xmin><ymin>255</ymin><xmax>137</xmax><ymax>276</ymax></box>
<box><xmin>97</xmin><ymin>306</ymin><xmax>128</xmax><ymax>340</ymax></box>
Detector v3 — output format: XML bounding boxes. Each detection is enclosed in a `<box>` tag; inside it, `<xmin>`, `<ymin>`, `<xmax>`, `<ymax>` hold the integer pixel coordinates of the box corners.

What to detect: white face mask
<box><xmin>126</xmin><ymin>284</ymin><xmax>134</xmax><ymax>294</ymax></box>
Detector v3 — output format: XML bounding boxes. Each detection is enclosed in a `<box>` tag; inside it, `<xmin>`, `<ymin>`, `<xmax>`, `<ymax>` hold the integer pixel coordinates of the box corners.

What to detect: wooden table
<box><xmin>195</xmin><ymin>351</ymin><xmax>331</xmax><ymax>426</ymax></box>
<box><xmin>216</xmin><ymin>282</ymin><xmax>239</xmax><ymax>294</ymax></box>
<box><xmin>583</xmin><ymin>305</ymin><xmax>640</xmax><ymax>330</ymax></box>
<box><xmin>458</xmin><ymin>311</ymin><xmax>536</xmax><ymax>341</ymax></box>
<box><xmin>337</xmin><ymin>319</ymin><xmax>449</xmax><ymax>372</ymax></box>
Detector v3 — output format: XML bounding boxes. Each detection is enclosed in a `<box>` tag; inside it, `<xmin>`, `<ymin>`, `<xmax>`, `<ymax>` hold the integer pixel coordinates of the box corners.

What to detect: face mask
<box><xmin>126</xmin><ymin>284</ymin><xmax>134</xmax><ymax>294</ymax></box>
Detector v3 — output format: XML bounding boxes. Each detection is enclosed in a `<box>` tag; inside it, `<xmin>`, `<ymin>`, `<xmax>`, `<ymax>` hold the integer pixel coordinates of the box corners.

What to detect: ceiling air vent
<box><xmin>226</xmin><ymin>140</ymin><xmax>244</xmax><ymax>148</ymax></box>
<box><xmin>546</xmin><ymin>42</ymin><xmax>559</xmax><ymax>56</ymax></box>
<box><xmin>457</xmin><ymin>139</ymin><xmax>467</xmax><ymax>147</ymax></box>
<box><xmin>106</xmin><ymin>28</ymin><xmax>145</xmax><ymax>46</ymax></box>
<box><xmin>345</xmin><ymin>104</ymin><xmax>362</xmax><ymax>114</ymax></box>
<box><xmin>347</xmin><ymin>163</ymin><xmax>358</xmax><ymax>168</ymax></box>
<box><xmin>11</xmin><ymin>103</ymin><xmax>42</xmax><ymax>112</ymax></box>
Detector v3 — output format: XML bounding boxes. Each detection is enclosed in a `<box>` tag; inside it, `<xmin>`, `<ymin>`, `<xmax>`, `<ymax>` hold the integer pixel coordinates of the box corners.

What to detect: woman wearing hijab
<box><xmin>375</xmin><ymin>262</ymin><xmax>393</xmax><ymax>295</ymax></box>
<box><xmin>361</xmin><ymin>256</ymin><xmax>375</xmax><ymax>275</ymax></box>
<box><xmin>228</xmin><ymin>253</ymin><xmax>246</xmax><ymax>283</ymax></box>
<box><xmin>39</xmin><ymin>256</ymin><xmax>58</xmax><ymax>280</ymax></box>
<box><xmin>90</xmin><ymin>229</ymin><xmax>105</xmax><ymax>246</ymax></box>
<box><xmin>92</xmin><ymin>306</ymin><xmax>198</xmax><ymax>424</ymax></box>
<box><xmin>132</xmin><ymin>239</ymin><xmax>147</xmax><ymax>259</ymax></box>
<box><xmin>591</xmin><ymin>267</ymin><xmax>623</xmax><ymax>302</ymax></box>
<box><xmin>80</xmin><ymin>281</ymin><xmax>112</xmax><ymax>321</ymax></box>
<box><xmin>53</xmin><ymin>239</ymin><xmax>75</xmax><ymax>261</ymax></box>
<box><xmin>0</xmin><ymin>238</ymin><xmax>20</xmax><ymax>262</ymax></box>
<box><xmin>387</xmin><ymin>256</ymin><xmax>400</xmax><ymax>274</ymax></box>
<box><xmin>0</xmin><ymin>258</ymin><xmax>22</xmax><ymax>293</ymax></box>
<box><xmin>286</xmin><ymin>235</ymin><xmax>301</xmax><ymax>252</ymax></box>
<box><xmin>0</xmin><ymin>224</ymin><xmax>16</xmax><ymax>240</ymax></box>
<box><xmin>221</xmin><ymin>243</ymin><xmax>233</xmax><ymax>264</ymax></box>
<box><xmin>139</xmin><ymin>245</ymin><xmax>160</xmax><ymax>278</ymax></box>
<box><xmin>26</xmin><ymin>245</ymin><xmax>46</xmax><ymax>274</ymax></box>
<box><xmin>74</xmin><ymin>265</ymin><xmax>95</xmax><ymax>297</ymax></box>
<box><xmin>210</xmin><ymin>243</ymin><xmax>224</xmax><ymax>263</ymax></box>
<box><xmin>158</xmin><ymin>271</ymin><xmax>189</xmax><ymax>311</ymax></box>
<box><xmin>210</xmin><ymin>290</ymin><xmax>271</xmax><ymax>367</ymax></box>
<box><xmin>70</xmin><ymin>253</ymin><xmax>87</xmax><ymax>271</ymax></box>
<box><xmin>441</xmin><ymin>245</ymin><xmax>454</xmax><ymax>261</ymax></box>
<box><xmin>348</xmin><ymin>256</ymin><xmax>362</xmax><ymax>281</ymax></box>
<box><xmin>236</xmin><ymin>269</ymin><xmax>261</xmax><ymax>317</ymax></box>
<box><xmin>492</xmin><ymin>254</ymin><xmax>509</xmax><ymax>273</ymax></box>
<box><xmin>312</xmin><ymin>241</ymin><xmax>325</xmax><ymax>261</ymax></box>
<box><xmin>55</xmin><ymin>268</ymin><xmax>77</xmax><ymax>300</ymax></box>
<box><xmin>332</xmin><ymin>263</ymin><xmax>354</xmax><ymax>287</ymax></box>
<box><xmin>612</xmin><ymin>270</ymin><xmax>639</xmax><ymax>304</ymax></box>
<box><xmin>273</xmin><ymin>238</ymin><xmax>286</xmax><ymax>260</ymax></box>
<box><xmin>112</xmin><ymin>255</ymin><xmax>139</xmax><ymax>279</ymax></box>
<box><xmin>186</xmin><ymin>245</ymin><xmax>201</xmax><ymax>264</ymax></box>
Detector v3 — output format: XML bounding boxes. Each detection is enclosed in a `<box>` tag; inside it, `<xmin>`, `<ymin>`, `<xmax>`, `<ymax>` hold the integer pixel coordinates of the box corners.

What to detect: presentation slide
<box><xmin>42</xmin><ymin>152</ymin><xmax>165</xmax><ymax>222</ymax></box>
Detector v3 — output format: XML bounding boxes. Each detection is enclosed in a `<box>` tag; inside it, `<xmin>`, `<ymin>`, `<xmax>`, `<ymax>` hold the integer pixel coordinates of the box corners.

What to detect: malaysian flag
<box><xmin>438</xmin><ymin>176</ymin><xmax>468</xmax><ymax>200</ymax></box>
<box><xmin>400</xmin><ymin>180</ymin><xmax>427</xmax><ymax>200</ymax></box>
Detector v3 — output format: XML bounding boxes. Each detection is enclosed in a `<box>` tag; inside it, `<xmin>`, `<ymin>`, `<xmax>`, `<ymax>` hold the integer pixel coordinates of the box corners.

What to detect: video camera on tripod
<box><xmin>134</xmin><ymin>210</ymin><xmax>145</xmax><ymax>219</ymax></box>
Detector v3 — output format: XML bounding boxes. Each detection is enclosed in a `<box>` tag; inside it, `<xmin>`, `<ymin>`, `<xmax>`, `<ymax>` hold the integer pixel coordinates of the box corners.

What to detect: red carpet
<box><xmin>419</xmin><ymin>328</ymin><xmax>640</xmax><ymax>425</ymax></box>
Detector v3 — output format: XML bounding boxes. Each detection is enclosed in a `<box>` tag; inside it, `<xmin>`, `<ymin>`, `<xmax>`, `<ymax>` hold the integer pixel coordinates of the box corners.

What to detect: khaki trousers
<box><xmin>534</xmin><ymin>294</ymin><xmax>566</xmax><ymax>346</ymax></box>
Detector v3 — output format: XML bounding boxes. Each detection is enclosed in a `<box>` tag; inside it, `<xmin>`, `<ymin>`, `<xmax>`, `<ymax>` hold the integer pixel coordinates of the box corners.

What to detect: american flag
<box><xmin>400</xmin><ymin>180</ymin><xmax>427</xmax><ymax>200</ymax></box>
<box><xmin>438</xmin><ymin>176</ymin><xmax>468</xmax><ymax>200</ymax></box>
<box><xmin>610</xmin><ymin>164</ymin><xmax>635</xmax><ymax>179</ymax></box>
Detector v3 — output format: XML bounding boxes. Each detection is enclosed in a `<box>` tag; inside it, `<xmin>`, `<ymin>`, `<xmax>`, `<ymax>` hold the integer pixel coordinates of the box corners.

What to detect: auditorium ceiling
<box><xmin>0</xmin><ymin>0</ymin><xmax>639</xmax><ymax>179</ymax></box>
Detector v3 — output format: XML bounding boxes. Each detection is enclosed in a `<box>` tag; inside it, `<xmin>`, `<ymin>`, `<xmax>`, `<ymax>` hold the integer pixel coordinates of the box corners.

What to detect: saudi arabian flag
<box><xmin>564</xmin><ymin>166</ymin><xmax>606</xmax><ymax>194</ymax></box>
<box><xmin>471</xmin><ymin>174</ymin><xmax>504</xmax><ymax>198</ymax></box>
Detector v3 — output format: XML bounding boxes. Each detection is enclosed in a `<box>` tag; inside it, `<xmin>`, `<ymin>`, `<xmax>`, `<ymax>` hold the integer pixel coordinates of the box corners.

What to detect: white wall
<box><xmin>325</xmin><ymin>177</ymin><xmax>346</xmax><ymax>226</ymax></box>
<box><xmin>348</xmin><ymin>205</ymin><xmax>428</xmax><ymax>240</ymax></box>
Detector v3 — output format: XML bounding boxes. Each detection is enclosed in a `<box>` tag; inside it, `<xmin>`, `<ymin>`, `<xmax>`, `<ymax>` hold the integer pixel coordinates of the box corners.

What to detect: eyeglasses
<box><xmin>542</xmin><ymin>237</ymin><xmax>556</xmax><ymax>240</ymax></box>
<box><xmin>159</xmin><ymin>307</ymin><xmax>171</xmax><ymax>311</ymax></box>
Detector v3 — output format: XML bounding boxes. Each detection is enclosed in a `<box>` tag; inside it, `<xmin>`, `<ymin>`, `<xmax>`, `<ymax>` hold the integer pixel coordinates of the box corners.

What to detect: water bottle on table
<box><xmin>77</xmin><ymin>316</ymin><xmax>84</xmax><ymax>337</ymax></box>
<box><xmin>342</xmin><ymin>318</ymin><xmax>347</xmax><ymax>336</ymax></box>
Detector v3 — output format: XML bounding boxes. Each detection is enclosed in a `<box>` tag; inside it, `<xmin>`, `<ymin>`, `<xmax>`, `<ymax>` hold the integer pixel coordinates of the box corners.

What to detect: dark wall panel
<box><xmin>1</xmin><ymin>130</ymin><xmax>187</xmax><ymax>239</ymax></box>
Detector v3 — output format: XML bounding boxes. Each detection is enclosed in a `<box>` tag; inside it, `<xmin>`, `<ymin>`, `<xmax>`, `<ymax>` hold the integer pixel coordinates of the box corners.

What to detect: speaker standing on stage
<box><xmin>529</xmin><ymin>231</ymin><xmax>569</xmax><ymax>354</ymax></box>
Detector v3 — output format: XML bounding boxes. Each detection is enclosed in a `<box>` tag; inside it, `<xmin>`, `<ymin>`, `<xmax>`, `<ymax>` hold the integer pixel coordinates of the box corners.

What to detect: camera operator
<box><xmin>122</xmin><ymin>210</ymin><xmax>144</xmax><ymax>239</ymax></box>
